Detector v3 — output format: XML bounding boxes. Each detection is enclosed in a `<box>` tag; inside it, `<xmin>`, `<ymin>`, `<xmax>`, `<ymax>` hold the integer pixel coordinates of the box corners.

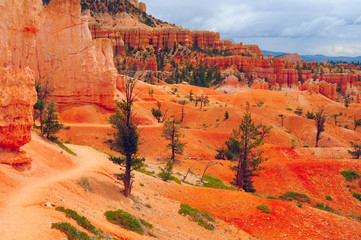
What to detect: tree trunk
<box><xmin>124</xmin><ymin>154</ymin><xmax>132</xmax><ymax>197</ymax></box>
<box><xmin>316</xmin><ymin>132</ymin><xmax>320</xmax><ymax>148</ymax></box>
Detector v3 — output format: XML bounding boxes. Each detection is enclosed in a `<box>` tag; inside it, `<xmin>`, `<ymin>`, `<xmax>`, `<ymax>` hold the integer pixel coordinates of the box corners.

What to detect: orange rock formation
<box><xmin>0</xmin><ymin>0</ymin><xmax>40</xmax><ymax>149</ymax></box>
<box><xmin>89</xmin><ymin>24</ymin><xmax>264</xmax><ymax>57</ymax></box>
<box><xmin>31</xmin><ymin>0</ymin><xmax>117</xmax><ymax>110</ymax></box>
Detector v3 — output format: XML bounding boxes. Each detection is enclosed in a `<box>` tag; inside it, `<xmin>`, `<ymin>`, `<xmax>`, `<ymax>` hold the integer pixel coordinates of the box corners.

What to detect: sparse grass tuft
<box><xmin>279</xmin><ymin>192</ymin><xmax>310</xmax><ymax>203</ymax></box>
<box><xmin>178</xmin><ymin>203</ymin><xmax>215</xmax><ymax>230</ymax></box>
<box><xmin>202</xmin><ymin>174</ymin><xmax>236</xmax><ymax>190</ymax></box>
<box><xmin>340</xmin><ymin>170</ymin><xmax>360</xmax><ymax>182</ymax></box>
<box><xmin>55</xmin><ymin>140</ymin><xmax>77</xmax><ymax>156</ymax></box>
<box><xmin>314</xmin><ymin>202</ymin><xmax>334</xmax><ymax>213</ymax></box>
<box><xmin>257</xmin><ymin>204</ymin><xmax>270</xmax><ymax>213</ymax></box>
<box><xmin>78</xmin><ymin>177</ymin><xmax>93</xmax><ymax>192</ymax></box>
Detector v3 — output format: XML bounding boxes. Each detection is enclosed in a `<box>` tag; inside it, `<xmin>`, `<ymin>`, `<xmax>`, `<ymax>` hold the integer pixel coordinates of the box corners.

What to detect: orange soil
<box><xmin>33</xmin><ymin>83</ymin><xmax>361</xmax><ymax>239</ymax></box>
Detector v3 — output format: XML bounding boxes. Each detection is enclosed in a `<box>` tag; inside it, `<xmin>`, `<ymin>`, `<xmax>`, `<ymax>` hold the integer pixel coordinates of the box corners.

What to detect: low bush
<box><xmin>314</xmin><ymin>202</ymin><xmax>334</xmax><ymax>213</ymax></box>
<box><xmin>51</xmin><ymin>222</ymin><xmax>90</xmax><ymax>240</ymax></box>
<box><xmin>340</xmin><ymin>170</ymin><xmax>360</xmax><ymax>182</ymax></box>
<box><xmin>178</xmin><ymin>203</ymin><xmax>215</xmax><ymax>230</ymax></box>
<box><xmin>55</xmin><ymin>207</ymin><xmax>99</xmax><ymax>235</ymax></box>
<box><xmin>353</xmin><ymin>192</ymin><xmax>361</xmax><ymax>201</ymax></box>
<box><xmin>257</xmin><ymin>204</ymin><xmax>270</xmax><ymax>213</ymax></box>
<box><xmin>279</xmin><ymin>192</ymin><xmax>310</xmax><ymax>203</ymax></box>
<box><xmin>326</xmin><ymin>195</ymin><xmax>332</xmax><ymax>201</ymax></box>
<box><xmin>104</xmin><ymin>210</ymin><xmax>152</xmax><ymax>235</ymax></box>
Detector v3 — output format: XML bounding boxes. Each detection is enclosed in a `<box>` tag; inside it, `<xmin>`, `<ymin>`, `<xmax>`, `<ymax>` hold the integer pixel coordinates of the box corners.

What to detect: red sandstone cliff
<box><xmin>31</xmin><ymin>0</ymin><xmax>117</xmax><ymax>110</ymax></box>
<box><xmin>89</xmin><ymin>24</ymin><xmax>264</xmax><ymax>57</ymax></box>
<box><xmin>0</xmin><ymin>0</ymin><xmax>40</xmax><ymax>149</ymax></box>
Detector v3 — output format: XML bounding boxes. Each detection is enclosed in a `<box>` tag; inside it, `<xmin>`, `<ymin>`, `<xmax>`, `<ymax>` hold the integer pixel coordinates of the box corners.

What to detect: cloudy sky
<box><xmin>142</xmin><ymin>0</ymin><xmax>361</xmax><ymax>57</ymax></box>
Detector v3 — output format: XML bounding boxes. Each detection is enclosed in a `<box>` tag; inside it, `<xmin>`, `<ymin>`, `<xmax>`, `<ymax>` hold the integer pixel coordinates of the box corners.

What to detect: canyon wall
<box><xmin>32</xmin><ymin>0</ymin><xmax>116</xmax><ymax>111</ymax></box>
<box><xmin>0</xmin><ymin>0</ymin><xmax>41</xmax><ymax>149</ymax></box>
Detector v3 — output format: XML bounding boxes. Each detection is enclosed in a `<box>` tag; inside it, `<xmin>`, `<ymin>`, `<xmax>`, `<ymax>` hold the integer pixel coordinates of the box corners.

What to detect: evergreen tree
<box><xmin>109</xmin><ymin>78</ymin><xmax>144</xmax><ymax>197</ymax></box>
<box><xmin>314</xmin><ymin>108</ymin><xmax>326</xmax><ymax>148</ymax></box>
<box><xmin>34</xmin><ymin>77</ymin><xmax>52</xmax><ymax>135</ymax></box>
<box><xmin>158</xmin><ymin>161</ymin><xmax>173</xmax><ymax>181</ymax></box>
<box><xmin>218</xmin><ymin>103</ymin><xmax>271</xmax><ymax>192</ymax></box>
<box><xmin>162</xmin><ymin>118</ymin><xmax>185</xmax><ymax>162</ymax></box>
<box><xmin>349</xmin><ymin>142</ymin><xmax>361</xmax><ymax>159</ymax></box>
<box><xmin>151</xmin><ymin>108</ymin><xmax>163</xmax><ymax>123</ymax></box>
<box><xmin>354</xmin><ymin>119</ymin><xmax>361</xmax><ymax>131</ymax></box>
<box><xmin>42</xmin><ymin>102</ymin><xmax>63</xmax><ymax>140</ymax></box>
<box><xmin>224</xmin><ymin>111</ymin><xmax>229</xmax><ymax>120</ymax></box>
<box><xmin>278</xmin><ymin>114</ymin><xmax>285</xmax><ymax>127</ymax></box>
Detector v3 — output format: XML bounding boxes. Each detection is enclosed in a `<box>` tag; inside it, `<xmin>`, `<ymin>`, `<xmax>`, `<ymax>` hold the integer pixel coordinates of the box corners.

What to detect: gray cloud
<box><xmin>142</xmin><ymin>0</ymin><xmax>361</xmax><ymax>56</ymax></box>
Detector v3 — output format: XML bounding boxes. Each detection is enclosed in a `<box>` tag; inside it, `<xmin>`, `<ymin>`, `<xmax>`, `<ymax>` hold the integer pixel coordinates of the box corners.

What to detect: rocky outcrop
<box><xmin>89</xmin><ymin>25</ymin><xmax>264</xmax><ymax>57</ymax></box>
<box><xmin>299</xmin><ymin>79</ymin><xmax>337</xmax><ymax>100</ymax></box>
<box><xmin>276</xmin><ymin>53</ymin><xmax>302</xmax><ymax>63</ymax></box>
<box><xmin>216</xmin><ymin>75</ymin><xmax>249</xmax><ymax>94</ymax></box>
<box><xmin>276</xmin><ymin>69</ymin><xmax>299</xmax><ymax>89</ymax></box>
<box><xmin>320</xmin><ymin>74</ymin><xmax>357</xmax><ymax>94</ymax></box>
<box><xmin>32</xmin><ymin>0</ymin><xmax>116</xmax><ymax>110</ymax></box>
<box><xmin>0</xmin><ymin>0</ymin><xmax>40</xmax><ymax>149</ymax></box>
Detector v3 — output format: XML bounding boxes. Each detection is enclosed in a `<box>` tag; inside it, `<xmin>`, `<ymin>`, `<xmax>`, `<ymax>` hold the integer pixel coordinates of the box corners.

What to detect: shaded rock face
<box><xmin>0</xmin><ymin>0</ymin><xmax>41</xmax><ymax>149</ymax></box>
<box><xmin>32</xmin><ymin>0</ymin><xmax>116</xmax><ymax>110</ymax></box>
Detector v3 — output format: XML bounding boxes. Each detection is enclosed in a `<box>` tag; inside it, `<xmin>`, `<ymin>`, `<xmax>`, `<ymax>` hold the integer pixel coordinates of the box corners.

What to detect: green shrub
<box><xmin>169</xmin><ymin>175</ymin><xmax>182</xmax><ymax>184</ymax></box>
<box><xmin>305</xmin><ymin>111</ymin><xmax>315</xmax><ymax>119</ymax></box>
<box><xmin>326</xmin><ymin>195</ymin><xmax>332</xmax><ymax>201</ymax></box>
<box><xmin>202</xmin><ymin>174</ymin><xmax>236</xmax><ymax>190</ymax></box>
<box><xmin>178</xmin><ymin>204</ymin><xmax>215</xmax><ymax>230</ymax></box>
<box><xmin>353</xmin><ymin>192</ymin><xmax>361</xmax><ymax>201</ymax></box>
<box><xmin>136</xmin><ymin>168</ymin><xmax>156</xmax><ymax>177</ymax></box>
<box><xmin>294</xmin><ymin>107</ymin><xmax>303</xmax><ymax>116</ymax></box>
<box><xmin>314</xmin><ymin>202</ymin><xmax>334</xmax><ymax>213</ymax></box>
<box><xmin>279</xmin><ymin>192</ymin><xmax>310</xmax><ymax>203</ymax></box>
<box><xmin>104</xmin><ymin>210</ymin><xmax>152</xmax><ymax>235</ymax></box>
<box><xmin>158</xmin><ymin>161</ymin><xmax>173</xmax><ymax>181</ymax></box>
<box><xmin>51</xmin><ymin>222</ymin><xmax>90</xmax><ymax>240</ymax></box>
<box><xmin>286</xmin><ymin>107</ymin><xmax>293</xmax><ymax>111</ymax></box>
<box><xmin>257</xmin><ymin>204</ymin><xmax>270</xmax><ymax>213</ymax></box>
<box><xmin>55</xmin><ymin>207</ymin><xmax>99</xmax><ymax>235</ymax></box>
<box><xmin>340</xmin><ymin>170</ymin><xmax>360</xmax><ymax>182</ymax></box>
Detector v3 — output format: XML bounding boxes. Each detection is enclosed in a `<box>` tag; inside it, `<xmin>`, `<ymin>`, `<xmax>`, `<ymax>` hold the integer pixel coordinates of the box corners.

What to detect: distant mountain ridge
<box><xmin>262</xmin><ymin>50</ymin><xmax>361</xmax><ymax>63</ymax></box>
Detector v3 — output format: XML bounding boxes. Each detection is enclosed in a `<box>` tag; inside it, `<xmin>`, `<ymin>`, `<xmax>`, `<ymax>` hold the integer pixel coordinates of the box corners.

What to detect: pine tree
<box><xmin>151</xmin><ymin>108</ymin><xmax>162</xmax><ymax>123</ymax></box>
<box><xmin>158</xmin><ymin>161</ymin><xmax>173</xmax><ymax>181</ymax></box>
<box><xmin>219</xmin><ymin>103</ymin><xmax>271</xmax><ymax>192</ymax></box>
<box><xmin>348</xmin><ymin>142</ymin><xmax>361</xmax><ymax>159</ymax></box>
<box><xmin>354</xmin><ymin>119</ymin><xmax>361</xmax><ymax>131</ymax></box>
<box><xmin>162</xmin><ymin>118</ymin><xmax>185</xmax><ymax>162</ymax></box>
<box><xmin>34</xmin><ymin>77</ymin><xmax>52</xmax><ymax>135</ymax></box>
<box><xmin>108</xmin><ymin>78</ymin><xmax>144</xmax><ymax>197</ymax></box>
<box><xmin>42</xmin><ymin>102</ymin><xmax>63</xmax><ymax>140</ymax></box>
<box><xmin>314</xmin><ymin>108</ymin><xmax>326</xmax><ymax>147</ymax></box>
<box><xmin>224</xmin><ymin>111</ymin><xmax>229</xmax><ymax>120</ymax></box>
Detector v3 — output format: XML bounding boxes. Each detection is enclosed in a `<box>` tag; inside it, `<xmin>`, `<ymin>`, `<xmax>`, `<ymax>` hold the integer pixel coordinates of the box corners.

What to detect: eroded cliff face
<box><xmin>32</xmin><ymin>0</ymin><xmax>116</xmax><ymax>110</ymax></box>
<box><xmin>89</xmin><ymin>24</ymin><xmax>264</xmax><ymax>57</ymax></box>
<box><xmin>0</xmin><ymin>0</ymin><xmax>41</xmax><ymax>149</ymax></box>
